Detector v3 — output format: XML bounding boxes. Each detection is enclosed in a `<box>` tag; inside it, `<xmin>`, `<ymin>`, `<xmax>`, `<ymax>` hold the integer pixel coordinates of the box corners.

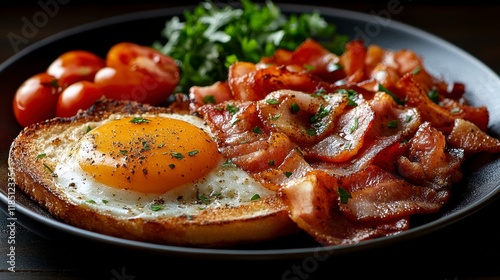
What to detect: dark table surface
<box><xmin>1</xmin><ymin>1</ymin><xmax>500</xmax><ymax>279</ymax></box>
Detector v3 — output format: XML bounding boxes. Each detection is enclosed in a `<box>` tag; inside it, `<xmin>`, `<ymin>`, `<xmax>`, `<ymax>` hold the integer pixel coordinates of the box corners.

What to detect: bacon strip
<box><xmin>282</xmin><ymin>170</ymin><xmax>409</xmax><ymax>246</ymax></box>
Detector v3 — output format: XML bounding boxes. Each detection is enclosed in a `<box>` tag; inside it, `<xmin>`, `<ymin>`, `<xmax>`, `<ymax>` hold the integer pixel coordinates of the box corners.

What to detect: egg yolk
<box><xmin>77</xmin><ymin>116</ymin><xmax>222</xmax><ymax>194</ymax></box>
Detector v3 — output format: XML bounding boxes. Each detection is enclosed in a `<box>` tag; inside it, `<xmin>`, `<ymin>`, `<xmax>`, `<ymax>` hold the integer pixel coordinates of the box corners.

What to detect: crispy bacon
<box><xmin>338</xmin><ymin>165</ymin><xmax>450</xmax><ymax>222</ymax></box>
<box><xmin>188</xmin><ymin>38</ymin><xmax>500</xmax><ymax>246</ymax></box>
<box><xmin>447</xmin><ymin>118</ymin><xmax>500</xmax><ymax>155</ymax></box>
<box><xmin>189</xmin><ymin>81</ymin><xmax>233</xmax><ymax>112</ymax></box>
<box><xmin>228</xmin><ymin>62</ymin><xmax>334</xmax><ymax>101</ymax></box>
<box><xmin>397</xmin><ymin>122</ymin><xmax>464</xmax><ymax>191</ymax></box>
<box><xmin>257</xmin><ymin>89</ymin><xmax>347</xmax><ymax>145</ymax></box>
<box><xmin>281</xmin><ymin>170</ymin><xmax>409</xmax><ymax>246</ymax></box>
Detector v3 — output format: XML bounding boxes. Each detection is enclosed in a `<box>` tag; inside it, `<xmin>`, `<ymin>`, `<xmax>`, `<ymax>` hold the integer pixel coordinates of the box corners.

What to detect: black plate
<box><xmin>1</xmin><ymin>4</ymin><xmax>500</xmax><ymax>260</ymax></box>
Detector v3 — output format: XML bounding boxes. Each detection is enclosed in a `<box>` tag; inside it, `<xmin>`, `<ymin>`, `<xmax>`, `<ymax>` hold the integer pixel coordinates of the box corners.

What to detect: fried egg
<box><xmin>52</xmin><ymin>113</ymin><xmax>274</xmax><ymax>219</ymax></box>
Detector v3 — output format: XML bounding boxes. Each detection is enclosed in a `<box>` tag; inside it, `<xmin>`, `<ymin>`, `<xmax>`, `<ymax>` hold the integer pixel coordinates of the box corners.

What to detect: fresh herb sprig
<box><xmin>152</xmin><ymin>0</ymin><xmax>349</xmax><ymax>93</ymax></box>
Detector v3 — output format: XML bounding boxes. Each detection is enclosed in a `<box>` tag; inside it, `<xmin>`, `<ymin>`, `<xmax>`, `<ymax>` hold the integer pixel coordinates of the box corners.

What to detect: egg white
<box><xmin>51</xmin><ymin>113</ymin><xmax>274</xmax><ymax>219</ymax></box>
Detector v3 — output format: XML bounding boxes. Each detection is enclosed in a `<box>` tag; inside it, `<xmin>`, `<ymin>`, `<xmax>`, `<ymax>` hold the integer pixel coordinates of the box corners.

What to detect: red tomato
<box><xmin>47</xmin><ymin>50</ymin><xmax>105</xmax><ymax>88</ymax></box>
<box><xmin>13</xmin><ymin>73</ymin><xmax>60</xmax><ymax>127</ymax></box>
<box><xmin>56</xmin><ymin>81</ymin><xmax>104</xmax><ymax>118</ymax></box>
<box><xmin>95</xmin><ymin>42</ymin><xmax>180</xmax><ymax>105</ymax></box>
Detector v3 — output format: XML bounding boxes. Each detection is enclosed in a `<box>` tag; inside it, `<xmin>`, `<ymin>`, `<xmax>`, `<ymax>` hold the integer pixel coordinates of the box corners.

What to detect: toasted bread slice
<box><xmin>8</xmin><ymin>99</ymin><xmax>298</xmax><ymax>248</ymax></box>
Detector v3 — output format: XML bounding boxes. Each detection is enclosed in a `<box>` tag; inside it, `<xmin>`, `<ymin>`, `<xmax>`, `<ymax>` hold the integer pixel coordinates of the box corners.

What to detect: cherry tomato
<box><xmin>56</xmin><ymin>81</ymin><xmax>104</xmax><ymax>118</ymax></box>
<box><xmin>94</xmin><ymin>42</ymin><xmax>180</xmax><ymax>105</ymax></box>
<box><xmin>47</xmin><ymin>50</ymin><xmax>105</xmax><ymax>88</ymax></box>
<box><xmin>13</xmin><ymin>73</ymin><xmax>60</xmax><ymax>127</ymax></box>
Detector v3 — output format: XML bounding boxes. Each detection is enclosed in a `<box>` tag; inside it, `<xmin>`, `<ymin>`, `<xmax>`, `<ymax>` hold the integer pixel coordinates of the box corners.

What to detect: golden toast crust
<box><xmin>8</xmin><ymin>99</ymin><xmax>298</xmax><ymax>248</ymax></box>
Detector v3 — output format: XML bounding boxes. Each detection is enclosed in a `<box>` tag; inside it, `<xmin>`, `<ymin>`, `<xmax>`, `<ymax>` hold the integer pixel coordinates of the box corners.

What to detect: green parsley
<box><xmin>310</xmin><ymin>104</ymin><xmax>331</xmax><ymax>123</ymax></box>
<box><xmin>151</xmin><ymin>204</ymin><xmax>165</xmax><ymax>211</ymax></box>
<box><xmin>336</xmin><ymin>88</ymin><xmax>358</xmax><ymax>107</ymax></box>
<box><xmin>253</xmin><ymin>126</ymin><xmax>263</xmax><ymax>134</ymax></box>
<box><xmin>387</xmin><ymin>120</ymin><xmax>398</xmax><ymax>128</ymax></box>
<box><xmin>290</xmin><ymin>102</ymin><xmax>300</xmax><ymax>114</ymax></box>
<box><xmin>198</xmin><ymin>194</ymin><xmax>212</xmax><ymax>205</ymax></box>
<box><xmin>266</xmin><ymin>98</ymin><xmax>280</xmax><ymax>105</ymax></box>
<box><xmin>141</xmin><ymin>140</ymin><xmax>151</xmax><ymax>151</ymax></box>
<box><xmin>203</xmin><ymin>95</ymin><xmax>216</xmax><ymax>104</ymax></box>
<box><xmin>225</xmin><ymin>104</ymin><xmax>239</xmax><ymax>114</ymax></box>
<box><xmin>187</xmin><ymin>150</ymin><xmax>199</xmax><ymax>156</ymax></box>
<box><xmin>349</xmin><ymin>117</ymin><xmax>358</xmax><ymax>133</ymax></box>
<box><xmin>251</xmin><ymin>194</ymin><xmax>261</xmax><ymax>200</ymax></box>
<box><xmin>129</xmin><ymin>117</ymin><xmax>150</xmax><ymax>124</ymax></box>
<box><xmin>427</xmin><ymin>89</ymin><xmax>439</xmax><ymax>104</ymax></box>
<box><xmin>153</xmin><ymin>0</ymin><xmax>348</xmax><ymax>93</ymax></box>
<box><xmin>222</xmin><ymin>159</ymin><xmax>236</xmax><ymax>167</ymax></box>
<box><xmin>337</xmin><ymin>187</ymin><xmax>352</xmax><ymax>204</ymax></box>
<box><xmin>170</xmin><ymin>152</ymin><xmax>184</xmax><ymax>159</ymax></box>
<box><xmin>411</xmin><ymin>66</ymin><xmax>421</xmax><ymax>75</ymax></box>
<box><xmin>378</xmin><ymin>84</ymin><xmax>405</xmax><ymax>105</ymax></box>
<box><xmin>36</xmin><ymin>153</ymin><xmax>46</xmax><ymax>161</ymax></box>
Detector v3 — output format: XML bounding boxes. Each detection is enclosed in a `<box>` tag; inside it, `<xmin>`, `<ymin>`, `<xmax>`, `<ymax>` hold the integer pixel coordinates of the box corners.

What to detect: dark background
<box><xmin>1</xmin><ymin>1</ymin><xmax>499</xmax><ymax>75</ymax></box>
<box><xmin>1</xmin><ymin>1</ymin><xmax>500</xmax><ymax>280</ymax></box>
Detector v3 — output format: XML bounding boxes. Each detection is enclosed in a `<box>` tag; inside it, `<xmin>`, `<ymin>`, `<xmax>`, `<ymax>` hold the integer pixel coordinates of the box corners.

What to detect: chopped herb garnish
<box><xmin>405</xmin><ymin>115</ymin><xmax>413</xmax><ymax>123</ymax></box>
<box><xmin>169</xmin><ymin>164</ymin><xmax>176</xmax><ymax>169</ymax></box>
<box><xmin>252</xmin><ymin>126</ymin><xmax>263</xmax><ymax>134</ymax></box>
<box><xmin>198</xmin><ymin>194</ymin><xmax>211</xmax><ymax>205</ymax></box>
<box><xmin>251</xmin><ymin>194</ymin><xmax>261</xmax><ymax>200</ymax></box>
<box><xmin>310</xmin><ymin>104</ymin><xmax>331</xmax><ymax>123</ymax></box>
<box><xmin>290</xmin><ymin>102</ymin><xmax>300</xmax><ymax>114</ymax></box>
<box><xmin>266</xmin><ymin>98</ymin><xmax>280</xmax><ymax>105</ymax></box>
<box><xmin>311</xmin><ymin>89</ymin><xmax>327</xmax><ymax>98</ymax></box>
<box><xmin>336</xmin><ymin>88</ymin><xmax>359</xmax><ymax>107</ymax></box>
<box><xmin>119</xmin><ymin>150</ymin><xmax>128</xmax><ymax>155</ymax></box>
<box><xmin>304</xmin><ymin>64</ymin><xmax>315</xmax><ymax>71</ymax></box>
<box><xmin>203</xmin><ymin>95</ymin><xmax>216</xmax><ymax>104</ymax></box>
<box><xmin>306</xmin><ymin>128</ymin><xmax>316</xmax><ymax>136</ymax></box>
<box><xmin>338</xmin><ymin>187</ymin><xmax>352</xmax><ymax>204</ymax></box>
<box><xmin>86</xmin><ymin>126</ymin><xmax>92</xmax><ymax>133</ymax></box>
<box><xmin>427</xmin><ymin>89</ymin><xmax>439</xmax><ymax>104</ymax></box>
<box><xmin>42</xmin><ymin>163</ymin><xmax>55</xmax><ymax>176</ymax></box>
<box><xmin>187</xmin><ymin>150</ymin><xmax>199</xmax><ymax>156</ymax></box>
<box><xmin>349</xmin><ymin>117</ymin><xmax>358</xmax><ymax>133</ymax></box>
<box><xmin>225</xmin><ymin>104</ymin><xmax>239</xmax><ymax>114</ymax></box>
<box><xmin>411</xmin><ymin>66</ymin><xmax>421</xmax><ymax>75</ymax></box>
<box><xmin>268</xmin><ymin>160</ymin><xmax>275</xmax><ymax>166</ymax></box>
<box><xmin>130</xmin><ymin>117</ymin><xmax>150</xmax><ymax>124</ymax></box>
<box><xmin>102</xmin><ymin>199</ymin><xmax>109</xmax><ymax>204</ymax></box>
<box><xmin>142</xmin><ymin>140</ymin><xmax>151</xmax><ymax>151</ymax></box>
<box><xmin>344</xmin><ymin>141</ymin><xmax>352</xmax><ymax>150</ymax></box>
<box><xmin>222</xmin><ymin>159</ymin><xmax>236</xmax><ymax>167</ymax></box>
<box><xmin>284</xmin><ymin>171</ymin><xmax>292</xmax><ymax>178</ymax></box>
<box><xmin>270</xmin><ymin>114</ymin><xmax>281</xmax><ymax>120</ymax></box>
<box><xmin>387</xmin><ymin>120</ymin><xmax>398</xmax><ymax>128</ymax></box>
<box><xmin>170</xmin><ymin>152</ymin><xmax>184</xmax><ymax>159</ymax></box>
<box><xmin>378</xmin><ymin>84</ymin><xmax>405</xmax><ymax>105</ymax></box>
<box><xmin>36</xmin><ymin>153</ymin><xmax>46</xmax><ymax>161</ymax></box>
<box><xmin>85</xmin><ymin>199</ymin><xmax>96</xmax><ymax>204</ymax></box>
<box><xmin>151</xmin><ymin>204</ymin><xmax>165</xmax><ymax>211</ymax></box>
